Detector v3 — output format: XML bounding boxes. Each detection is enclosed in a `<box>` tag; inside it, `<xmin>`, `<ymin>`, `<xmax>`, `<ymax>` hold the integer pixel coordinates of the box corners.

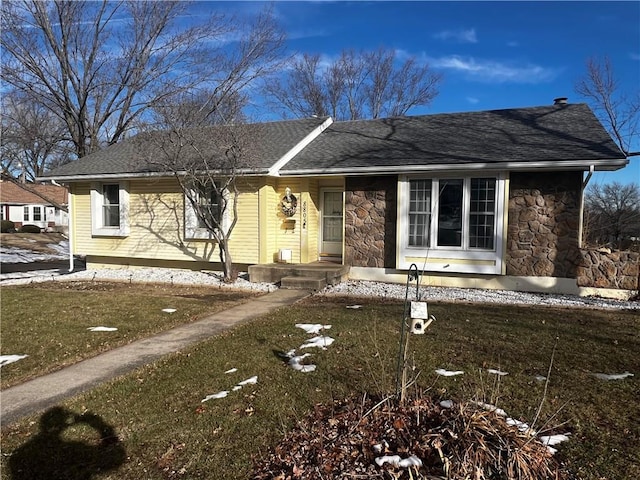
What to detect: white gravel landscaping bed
<box><xmin>2</xmin><ymin>266</ymin><xmax>637</xmax><ymax>310</ymax></box>
<box><xmin>318</xmin><ymin>280</ymin><xmax>639</xmax><ymax>311</ymax></box>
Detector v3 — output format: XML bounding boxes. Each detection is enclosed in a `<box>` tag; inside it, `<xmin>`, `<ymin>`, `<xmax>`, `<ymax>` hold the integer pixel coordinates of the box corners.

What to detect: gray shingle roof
<box><xmin>42</xmin><ymin>117</ymin><xmax>330</xmax><ymax>179</ymax></box>
<box><xmin>42</xmin><ymin>104</ymin><xmax>626</xmax><ymax>180</ymax></box>
<box><xmin>280</xmin><ymin>103</ymin><xmax>626</xmax><ymax>174</ymax></box>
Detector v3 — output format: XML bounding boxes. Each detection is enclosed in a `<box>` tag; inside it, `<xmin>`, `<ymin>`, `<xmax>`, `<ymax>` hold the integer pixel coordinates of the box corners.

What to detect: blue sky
<box><xmin>198</xmin><ymin>1</ymin><xmax>639</xmax><ymax>186</ymax></box>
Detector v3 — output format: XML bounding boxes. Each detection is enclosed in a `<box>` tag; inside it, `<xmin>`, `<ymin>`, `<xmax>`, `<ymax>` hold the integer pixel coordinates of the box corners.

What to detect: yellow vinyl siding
<box><xmin>275</xmin><ymin>179</ymin><xmax>303</xmax><ymax>263</ymax></box>
<box><xmin>258</xmin><ymin>179</ymin><xmax>278</xmax><ymax>263</ymax></box>
<box><xmin>306</xmin><ymin>179</ymin><xmax>320</xmax><ymax>261</ymax></box>
<box><xmin>72</xmin><ymin>178</ymin><xmax>261</xmax><ymax>265</ymax></box>
<box><xmin>228</xmin><ymin>179</ymin><xmax>260</xmax><ymax>263</ymax></box>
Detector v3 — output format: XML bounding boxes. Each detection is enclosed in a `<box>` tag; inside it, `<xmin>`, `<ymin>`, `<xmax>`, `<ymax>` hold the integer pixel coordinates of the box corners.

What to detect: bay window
<box><xmin>400</xmin><ymin>174</ymin><xmax>505</xmax><ymax>274</ymax></box>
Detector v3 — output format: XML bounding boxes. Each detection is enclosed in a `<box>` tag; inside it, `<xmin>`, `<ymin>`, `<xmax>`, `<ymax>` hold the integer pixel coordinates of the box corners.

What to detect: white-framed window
<box><xmin>184</xmin><ymin>181</ymin><xmax>230</xmax><ymax>240</ymax></box>
<box><xmin>23</xmin><ymin>206</ymin><xmax>29</xmax><ymax>222</ymax></box>
<box><xmin>398</xmin><ymin>174</ymin><xmax>505</xmax><ymax>274</ymax></box>
<box><xmin>33</xmin><ymin>206</ymin><xmax>42</xmax><ymax>222</ymax></box>
<box><xmin>90</xmin><ymin>181</ymin><xmax>130</xmax><ymax>237</ymax></box>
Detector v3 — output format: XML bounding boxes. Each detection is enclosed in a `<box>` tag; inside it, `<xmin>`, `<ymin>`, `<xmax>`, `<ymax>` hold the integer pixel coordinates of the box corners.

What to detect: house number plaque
<box><xmin>302</xmin><ymin>201</ymin><xmax>307</xmax><ymax>229</ymax></box>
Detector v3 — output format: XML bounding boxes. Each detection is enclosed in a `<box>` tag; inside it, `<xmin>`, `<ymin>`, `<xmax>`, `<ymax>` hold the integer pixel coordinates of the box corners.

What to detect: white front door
<box><xmin>320</xmin><ymin>190</ymin><xmax>343</xmax><ymax>257</ymax></box>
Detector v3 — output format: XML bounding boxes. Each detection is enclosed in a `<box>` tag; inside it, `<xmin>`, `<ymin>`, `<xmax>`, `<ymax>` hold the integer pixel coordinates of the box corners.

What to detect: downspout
<box><xmin>67</xmin><ymin>186</ymin><xmax>74</xmax><ymax>272</ymax></box>
<box><xmin>578</xmin><ymin>165</ymin><xmax>595</xmax><ymax>248</ymax></box>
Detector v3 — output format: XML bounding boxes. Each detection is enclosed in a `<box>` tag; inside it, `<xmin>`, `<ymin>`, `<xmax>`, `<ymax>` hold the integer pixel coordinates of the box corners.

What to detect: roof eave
<box><xmin>37</xmin><ymin>168</ymin><xmax>271</xmax><ymax>183</ymax></box>
<box><xmin>278</xmin><ymin>158</ymin><xmax>629</xmax><ymax>177</ymax></box>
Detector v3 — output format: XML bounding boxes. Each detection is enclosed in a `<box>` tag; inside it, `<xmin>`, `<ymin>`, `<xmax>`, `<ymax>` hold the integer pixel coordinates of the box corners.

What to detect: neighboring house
<box><xmin>0</xmin><ymin>179</ymin><xmax>69</xmax><ymax>232</ymax></box>
<box><xmin>39</xmin><ymin>102</ymin><xmax>633</xmax><ymax>294</ymax></box>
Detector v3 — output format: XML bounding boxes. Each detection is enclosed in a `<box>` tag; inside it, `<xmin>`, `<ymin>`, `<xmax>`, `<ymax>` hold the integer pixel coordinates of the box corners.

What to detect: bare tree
<box><xmin>150</xmin><ymin>90</ymin><xmax>248</xmax><ymax>130</ymax></box>
<box><xmin>584</xmin><ymin>182</ymin><xmax>640</xmax><ymax>249</ymax></box>
<box><xmin>575</xmin><ymin>55</ymin><xmax>640</xmax><ymax>156</ymax></box>
<box><xmin>1</xmin><ymin>92</ymin><xmax>70</xmax><ymax>181</ymax></box>
<box><xmin>138</xmin><ymin>123</ymin><xmax>263</xmax><ymax>282</ymax></box>
<box><xmin>1</xmin><ymin>1</ymin><xmax>285</xmax><ymax>159</ymax></box>
<box><xmin>264</xmin><ymin>47</ymin><xmax>442</xmax><ymax>120</ymax></box>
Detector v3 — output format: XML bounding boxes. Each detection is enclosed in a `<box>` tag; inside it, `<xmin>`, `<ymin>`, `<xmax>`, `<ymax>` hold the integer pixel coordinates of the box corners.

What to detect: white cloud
<box><xmin>466</xmin><ymin>96</ymin><xmax>479</xmax><ymax>104</ymax></box>
<box><xmin>630</xmin><ymin>53</ymin><xmax>640</xmax><ymax>61</ymax></box>
<box><xmin>507</xmin><ymin>41</ymin><xmax>519</xmax><ymax>48</ymax></box>
<box><xmin>430</xmin><ymin>55</ymin><xmax>559</xmax><ymax>83</ymax></box>
<box><xmin>433</xmin><ymin>28</ymin><xmax>478</xmax><ymax>44</ymax></box>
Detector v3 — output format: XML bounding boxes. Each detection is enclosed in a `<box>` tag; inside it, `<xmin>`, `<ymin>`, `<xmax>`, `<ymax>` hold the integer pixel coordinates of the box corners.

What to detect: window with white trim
<box><xmin>408</xmin><ymin>177</ymin><xmax>497</xmax><ymax>250</ymax></box>
<box><xmin>408</xmin><ymin>179</ymin><xmax>431</xmax><ymax>247</ymax></box>
<box><xmin>400</xmin><ymin>174</ymin><xmax>505</xmax><ymax>274</ymax></box>
<box><xmin>23</xmin><ymin>206</ymin><xmax>29</xmax><ymax>222</ymax></box>
<box><xmin>90</xmin><ymin>181</ymin><xmax>130</xmax><ymax>236</ymax></box>
<box><xmin>469</xmin><ymin>178</ymin><xmax>496</xmax><ymax>249</ymax></box>
<box><xmin>184</xmin><ymin>181</ymin><xmax>229</xmax><ymax>240</ymax></box>
<box><xmin>33</xmin><ymin>206</ymin><xmax>42</xmax><ymax>222</ymax></box>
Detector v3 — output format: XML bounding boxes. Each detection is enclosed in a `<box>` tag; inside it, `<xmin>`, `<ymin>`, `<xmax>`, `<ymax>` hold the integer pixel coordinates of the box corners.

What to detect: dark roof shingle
<box><xmin>280</xmin><ymin>103</ymin><xmax>626</xmax><ymax>174</ymax></box>
<box><xmin>42</xmin><ymin>117</ymin><xmax>330</xmax><ymax>179</ymax></box>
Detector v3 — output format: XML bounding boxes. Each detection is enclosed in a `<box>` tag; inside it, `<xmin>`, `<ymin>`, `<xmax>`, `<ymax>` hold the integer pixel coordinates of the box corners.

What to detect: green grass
<box><xmin>1</xmin><ymin>289</ymin><xmax>638</xmax><ymax>479</ymax></box>
<box><xmin>0</xmin><ymin>281</ymin><xmax>259</xmax><ymax>389</ymax></box>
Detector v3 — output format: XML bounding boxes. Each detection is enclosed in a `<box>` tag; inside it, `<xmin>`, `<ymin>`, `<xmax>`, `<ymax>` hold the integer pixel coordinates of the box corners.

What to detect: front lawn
<box><xmin>0</xmin><ymin>281</ymin><xmax>259</xmax><ymax>389</ymax></box>
<box><xmin>1</xmin><ymin>291</ymin><xmax>638</xmax><ymax>479</ymax></box>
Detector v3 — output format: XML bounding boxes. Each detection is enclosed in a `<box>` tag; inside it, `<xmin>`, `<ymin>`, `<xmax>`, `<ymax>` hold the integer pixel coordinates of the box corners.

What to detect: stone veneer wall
<box><xmin>344</xmin><ymin>176</ymin><xmax>397</xmax><ymax>268</ymax></box>
<box><xmin>506</xmin><ymin>171</ymin><xmax>582</xmax><ymax>278</ymax></box>
<box><xmin>577</xmin><ymin>249</ymin><xmax>639</xmax><ymax>290</ymax></box>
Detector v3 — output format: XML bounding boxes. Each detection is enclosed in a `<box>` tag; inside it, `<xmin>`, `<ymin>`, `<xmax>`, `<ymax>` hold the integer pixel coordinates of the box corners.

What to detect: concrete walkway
<box><xmin>1</xmin><ymin>288</ymin><xmax>310</xmax><ymax>426</ymax></box>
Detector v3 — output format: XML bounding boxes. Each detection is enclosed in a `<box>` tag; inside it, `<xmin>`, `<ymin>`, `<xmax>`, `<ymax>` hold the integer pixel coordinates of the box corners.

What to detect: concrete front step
<box><xmin>248</xmin><ymin>263</ymin><xmax>349</xmax><ymax>285</ymax></box>
<box><xmin>280</xmin><ymin>276</ymin><xmax>326</xmax><ymax>290</ymax></box>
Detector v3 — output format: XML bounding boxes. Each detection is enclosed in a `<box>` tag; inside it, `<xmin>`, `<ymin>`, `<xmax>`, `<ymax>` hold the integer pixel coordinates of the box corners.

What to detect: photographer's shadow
<box><xmin>9</xmin><ymin>406</ymin><xmax>126</xmax><ymax>480</ymax></box>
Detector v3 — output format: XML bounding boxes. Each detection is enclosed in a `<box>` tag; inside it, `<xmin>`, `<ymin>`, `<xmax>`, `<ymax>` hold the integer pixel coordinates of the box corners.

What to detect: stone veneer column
<box><xmin>344</xmin><ymin>176</ymin><xmax>397</xmax><ymax>268</ymax></box>
<box><xmin>506</xmin><ymin>172</ymin><xmax>582</xmax><ymax>278</ymax></box>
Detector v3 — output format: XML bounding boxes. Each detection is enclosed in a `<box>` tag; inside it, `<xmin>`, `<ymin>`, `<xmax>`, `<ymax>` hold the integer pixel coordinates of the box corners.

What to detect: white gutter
<box><xmin>37</xmin><ymin>169</ymin><xmax>269</xmax><ymax>183</ymax></box>
<box><xmin>269</xmin><ymin>117</ymin><xmax>333</xmax><ymax>176</ymax></box>
<box><xmin>67</xmin><ymin>187</ymin><xmax>74</xmax><ymax>272</ymax></box>
<box><xmin>578</xmin><ymin>165</ymin><xmax>595</xmax><ymax>248</ymax></box>
<box><xmin>278</xmin><ymin>158</ymin><xmax>628</xmax><ymax>177</ymax></box>
<box><xmin>582</xmin><ymin>164</ymin><xmax>595</xmax><ymax>189</ymax></box>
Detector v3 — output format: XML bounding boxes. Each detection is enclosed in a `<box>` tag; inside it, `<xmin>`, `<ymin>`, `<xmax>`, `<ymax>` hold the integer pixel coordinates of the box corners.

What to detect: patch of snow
<box><xmin>0</xmin><ymin>354</ymin><xmax>28</xmax><ymax>367</ymax></box>
<box><xmin>346</xmin><ymin>304</ymin><xmax>363</xmax><ymax>309</ymax></box>
<box><xmin>539</xmin><ymin>434</ymin><xmax>571</xmax><ymax>446</ymax></box>
<box><xmin>0</xmin><ymin>245</ymin><xmax>68</xmax><ymax>263</ymax></box>
<box><xmin>225</xmin><ymin>368</ymin><xmax>238</xmax><ymax>374</ymax></box>
<box><xmin>46</xmin><ymin>241</ymin><xmax>69</xmax><ymax>255</ymax></box>
<box><xmin>506</xmin><ymin>417</ymin><xmax>533</xmax><ymax>434</ymax></box>
<box><xmin>472</xmin><ymin>401</ymin><xmax>507</xmax><ymax>417</ymax></box>
<box><xmin>440</xmin><ymin>400</ymin><xmax>454</xmax><ymax>409</ymax></box>
<box><xmin>300</xmin><ymin>335</ymin><xmax>335</xmax><ymax>349</ymax></box>
<box><xmin>287</xmin><ymin>352</ymin><xmax>317</xmax><ymax>372</ymax></box>
<box><xmin>592</xmin><ymin>371</ymin><xmax>634</xmax><ymax>380</ymax></box>
<box><xmin>202</xmin><ymin>391</ymin><xmax>229</xmax><ymax>402</ymax></box>
<box><xmin>535</xmin><ymin>375</ymin><xmax>547</xmax><ymax>382</ymax></box>
<box><xmin>539</xmin><ymin>434</ymin><xmax>571</xmax><ymax>455</ymax></box>
<box><xmin>237</xmin><ymin>376</ymin><xmax>258</xmax><ymax>386</ymax></box>
<box><xmin>487</xmin><ymin>368</ymin><xmax>508</xmax><ymax>376</ymax></box>
<box><xmin>162</xmin><ymin>308</ymin><xmax>177</xmax><ymax>313</ymax></box>
<box><xmin>435</xmin><ymin>368</ymin><xmax>464</xmax><ymax>377</ymax></box>
<box><xmin>232</xmin><ymin>386</ymin><xmax>242</xmax><ymax>391</ymax></box>
<box><xmin>375</xmin><ymin>455</ymin><xmax>422</xmax><ymax>468</ymax></box>
<box><xmin>295</xmin><ymin>323</ymin><xmax>332</xmax><ymax>334</ymax></box>
<box><xmin>87</xmin><ymin>326</ymin><xmax>118</xmax><ymax>332</ymax></box>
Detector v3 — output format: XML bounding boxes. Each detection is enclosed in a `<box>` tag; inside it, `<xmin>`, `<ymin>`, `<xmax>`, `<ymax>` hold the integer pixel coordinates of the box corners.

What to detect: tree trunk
<box><xmin>219</xmin><ymin>240</ymin><xmax>235</xmax><ymax>283</ymax></box>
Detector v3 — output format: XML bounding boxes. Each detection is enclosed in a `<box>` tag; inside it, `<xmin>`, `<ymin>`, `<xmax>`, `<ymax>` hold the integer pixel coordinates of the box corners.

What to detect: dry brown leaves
<box><xmin>252</xmin><ymin>395</ymin><xmax>568</xmax><ymax>479</ymax></box>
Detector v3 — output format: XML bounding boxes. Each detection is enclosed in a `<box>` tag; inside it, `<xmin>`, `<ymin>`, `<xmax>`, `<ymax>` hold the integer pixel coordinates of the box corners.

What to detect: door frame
<box><xmin>319</xmin><ymin>188</ymin><xmax>344</xmax><ymax>259</ymax></box>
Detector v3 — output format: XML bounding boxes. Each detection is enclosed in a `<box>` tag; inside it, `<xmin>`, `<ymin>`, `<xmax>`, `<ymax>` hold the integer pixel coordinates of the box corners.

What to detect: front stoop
<box><xmin>248</xmin><ymin>263</ymin><xmax>350</xmax><ymax>290</ymax></box>
<box><xmin>280</xmin><ymin>276</ymin><xmax>326</xmax><ymax>290</ymax></box>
